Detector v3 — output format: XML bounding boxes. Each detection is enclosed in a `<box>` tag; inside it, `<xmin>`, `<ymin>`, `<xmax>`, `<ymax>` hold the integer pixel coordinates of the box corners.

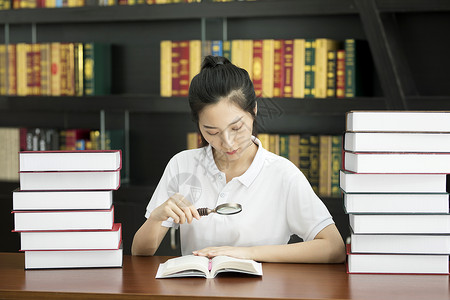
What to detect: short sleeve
<box><xmin>285</xmin><ymin>171</ymin><xmax>334</xmax><ymax>241</ymax></box>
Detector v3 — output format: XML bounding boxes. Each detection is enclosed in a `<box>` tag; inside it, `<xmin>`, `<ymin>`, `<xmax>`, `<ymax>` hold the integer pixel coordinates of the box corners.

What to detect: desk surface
<box><xmin>0</xmin><ymin>252</ymin><xmax>448</xmax><ymax>300</ymax></box>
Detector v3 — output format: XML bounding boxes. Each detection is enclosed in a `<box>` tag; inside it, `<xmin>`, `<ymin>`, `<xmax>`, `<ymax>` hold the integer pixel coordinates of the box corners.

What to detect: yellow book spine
<box><xmin>241</xmin><ymin>40</ymin><xmax>253</xmax><ymax>79</ymax></box>
<box><xmin>189</xmin><ymin>40</ymin><xmax>201</xmax><ymax>85</ymax></box>
<box><xmin>160</xmin><ymin>40</ymin><xmax>172</xmax><ymax>97</ymax></box>
<box><xmin>231</xmin><ymin>39</ymin><xmax>244</xmax><ymax>70</ymax></box>
<box><xmin>262</xmin><ymin>39</ymin><xmax>274</xmax><ymax>98</ymax></box>
<box><xmin>186</xmin><ymin>132</ymin><xmax>199</xmax><ymax>150</ymax></box>
<box><xmin>315</xmin><ymin>39</ymin><xmax>339</xmax><ymax>98</ymax></box>
<box><xmin>257</xmin><ymin>133</ymin><xmax>270</xmax><ymax>150</ymax></box>
<box><xmin>40</xmin><ymin>43</ymin><xmax>52</xmax><ymax>96</ymax></box>
<box><xmin>288</xmin><ymin>134</ymin><xmax>300</xmax><ymax>168</ymax></box>
<box><xmin>293</xmin><ymin>39</ymin><xmax>305</xmax><ymax>98</ymax></box>
<box><xmin>51</xmin><ymin>42</ymin><xmax>61</xmax><ymax>96</ymax></box>
<box><xmin>0</xmin><ymin>45</ymin><xmax>6</xmax><ymax>95</ymax></box>
<box><xmin>7</xmin><ymin>45</ymin><xmax>16</xmax><ymax>95</ymax></box>
<box><xmin>319</xmin><ymin>135</ymin><xmax>332</xmax><ymax>197</ymax></box>
<box><xmin>16</xmin><ymin>43</ymin><xmax>28</xmax><ymax>96</ymax></box>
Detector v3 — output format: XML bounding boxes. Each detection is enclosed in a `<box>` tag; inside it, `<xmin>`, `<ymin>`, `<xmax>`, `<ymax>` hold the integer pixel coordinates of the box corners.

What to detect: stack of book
<box><xmin>341</xmin><ymin>111</ymin><xmax>450</xmax><ymax>274</ymax></box>
<box><xmin>12</xmin><ymin>150</ymin><xmax>123</xmax><ymax>270</ymax></box>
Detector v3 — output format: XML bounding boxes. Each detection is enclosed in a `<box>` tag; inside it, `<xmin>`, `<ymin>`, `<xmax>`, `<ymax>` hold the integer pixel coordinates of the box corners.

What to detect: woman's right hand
<box><xmin>149</xmin><ymin>193</ymin><xmax>201</xmax><ymax>224</ymax></box>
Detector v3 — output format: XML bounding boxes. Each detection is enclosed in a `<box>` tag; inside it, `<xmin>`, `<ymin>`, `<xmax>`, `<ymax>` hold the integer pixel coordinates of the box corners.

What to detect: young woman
<box><xmin>132</xmin><ymin>56</ymin><xmax>346</xmax><ymax>263</ymax></box>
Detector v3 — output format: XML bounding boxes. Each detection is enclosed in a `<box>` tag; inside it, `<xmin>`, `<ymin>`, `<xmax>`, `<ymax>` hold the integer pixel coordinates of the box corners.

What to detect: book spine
<box><xmin>51</xmin><ymin>42</ymin><xmax>61</xmax><ymax>96</ymax></box>
<box><xmin>282</xmin><ymin>39</ymin><xmax>293</xmax><ymax>98</ymax></box>
<box><xmin>32</xmin><ymin>43</ymin><xmax>41</xmax><ymax>96</ymax></box>
<box><xmin>202</xmin><ymin>40</ymin><xmax>212</xmax><ymax>59</ymax></box>
<box><xmin>67</xmin><ymin>43</ymin><xmax>75</xmax><ymax>96</ymax></box>
<box><xmin>189</xmin><ymin>40</ymin><xmax>201</xmax><ymax>86</ymax></box>
<box><xmin>298</xmin><ymin>135</ymin><xmax>310</xmax><ymax>180</ymax></box>
<box><xmin>26</xmin><ymin>44</ymin><xmax>34</xmax><ymax>96</ymax></box>
<box><xmin>40</xmin><ymin>43</ymin><xmax>52</xmax><ymax>96</ymax></box>
<box><xmin>74</xmin><ymin>43</ymin><xmax>84</xmax><ymax>96</ymax></box>
<box><xmin>59</xmin><ymin>43</ymin><xmax>69</xmax><ymax>96</ymax></box>
<box><xmin>273</xmin><ymin>39</ymin><xmax>284</xmax><ymax>98</ymax></box>
<box><xmin>330</xmin><ymin>135</ymin><xmax>342</xmax><ymax>197</ymax></box>
<box><xmin>269</xmin><ymin>134</ymin><xmax>280</xmax><ymax>155</ymax></box>
<box><xmin>326</xmin><ymin>50</ymin><xmax>337</xmax><ymax>98</ymax></box>
<box><xmin>279</xmin><ymin>134</ymin><xmax>289</xmax><ymax>160</ymax></box>
<box><xmin>319</xmin><ymin>135</ymin><xmax>331</xmax><ymax>197</ymax></box>
<box><xmin>16</xmin><ymin>43</ymin><xmax>28</xmax><ymax>96</ymax></box>
<box><xmin>241</xmin><ymin>40</ymin><xmax>253</xmax><ymax>79</ymax></box>
<box><xmin>309</xmin><ymin>135</ymin><xmax>320</xmax><ymax>194</ymax></box>
<box><xmin>222</xmin><ymin>40</ymin><xmax>232</xmax><ymax>62</ymax></box>
<box><xmin>262</xmin><ymin>39</ymin><xmax>274</xmax><ymax>98</ymax></box>
<box><xmin>304</xmin><ymin>39</ymin><xmax>315</xmax><ymax>98</ymax></box>
<box><xmin>336</xmin><ymin>49</ymin><xmax>345</xmax><ymax>98</ymax></box>
<box><xmin>171</xmin><ymin>41</ymin><xmax>180</xmax><ymax>97</ymax></box>
<box><xmin>178</xmin><ymin>40</ymin><xmax>190</xmax><ymax>97</ymax></box>
<box><xmin>344</xmin><ymin>39</ymin><xmax>356</xmax><ymax>97</ymax></box>
<box><xmin>7</xmin><ymin>44</ymin><xmax>17</xmax><ymax>96</ymax></box>
<box><xmin>292</xmin><ymin>39</ymin><xmax>305</xmax><ymax>98</ymax></box>
<box><xmin>288</xmin><ymin>134</ymin><xmax>300</xmax><ymax>168</ymax></box>
<box><xmin>211</xmin><ymin>40</ymin><xmax>223</xmax><ymax>57</ymax></box>
<box><xmin>160</xmin><ymin>40</ymin><xmax>172</xmax><ymax>97</ymax></box>
<box><xmin>0</xmin><ymin>45</ymin><xmax>6</xmax><ymax>95</ymax></box>
<box><xmin>252</xmin><ymin>40</ymin><xmax>263</xmax><ymax>98</ymax></box>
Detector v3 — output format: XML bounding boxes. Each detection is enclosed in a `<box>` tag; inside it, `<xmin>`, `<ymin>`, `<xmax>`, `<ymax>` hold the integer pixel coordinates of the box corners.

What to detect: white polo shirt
<box><xmin>145</xmin><ymin>137</ymin><xmax>334</xmax><ymax>255</ymax></box>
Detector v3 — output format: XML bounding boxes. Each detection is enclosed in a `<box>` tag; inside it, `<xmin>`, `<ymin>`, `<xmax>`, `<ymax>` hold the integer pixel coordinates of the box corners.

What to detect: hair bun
<box><xmin>201</xmin><ymin>55</ymin><xmax>230</xmax><ymax>70</ymax></box>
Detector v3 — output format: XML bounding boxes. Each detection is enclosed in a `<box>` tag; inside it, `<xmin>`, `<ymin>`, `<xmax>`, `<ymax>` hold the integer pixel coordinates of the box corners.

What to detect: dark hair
<box><xmin>188</xmin><ymin>55</ymin><xmax>257</xmax><ymax>146</ymax></box>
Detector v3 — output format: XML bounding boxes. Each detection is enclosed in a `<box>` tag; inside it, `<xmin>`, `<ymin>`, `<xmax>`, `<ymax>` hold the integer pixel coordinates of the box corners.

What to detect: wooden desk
<box><xmin>0</xmin><ymin>252</ymin><xmax>448</xmax><ymax>300</ymax></box>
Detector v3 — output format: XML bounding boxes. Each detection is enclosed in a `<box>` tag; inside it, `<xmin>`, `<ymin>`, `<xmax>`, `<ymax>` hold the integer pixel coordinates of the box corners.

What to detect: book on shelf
<box><xmin>347</xmin><ymin>245</ymin><xmax>449</xmax><ymax>275</ymax></box>
<box><xmin>13</xmin><ymin>189</ymin><xmax>113</xmax><ymax>210</ymax></box>
<box><xmin>252</xmin><ymin>40</ymin><xmax>263</xmax><ymax>97</ymax></box>
<box><xmin>19</xmin><ymin>150</ymin><xmax>121</xmax><ymax>172</ymax></box>
<box><xmin>304</xmin><ymin>38</ymin><xmax>315</xmax><ymax>98</ymax></box>
<box><xmin>335</xmin><ymin>49</ymin><xmax>345</xmax><ymax>98</ymax></box>
<box><xmin>19</xmin><ymin>223</ymin><xmax>122</xmax><ymax>251</ymax></box>
<box><xmin>339</xmin><ymin>170</ymin><xmax>449</xmax><ymax>193</ymax></box>
<box><xmin>24</xmin><ymin>244</ymin><xmax>123</xmax><ymax>270</ymax></box>
<box><xmin>344</xmin><ymin>151</ymin><xmax>450</xmax><ymax>174</ymax></box>
<box><xmin>330</xmin><ymin>135</ymin><xmax>342</xmax><ymax>197</ymax></box>
<box><xmin>19</xmin><ymin>169</ymin><xmax>121</xmax><ymax>190</ymax></box>
<box><xmin>83</xmin><ymin>42</ymin><xmax>112</xmax><ymax>96</ymax></box>
<box><xmin>12</xmin><ymin>206</ymin><xmax>115</xmax><ymax>231</ymax></box>
<box><xmin>344</xmin><ymin>39</ymin><xmax>373</xmax><ymax>97</ymax></box>
<box><xmin>309</xmin><ymin>135</ymin><xmax>320</xmax><ymax>194</ymax></box>
<box><xmin>326</xmin><ymin>50</ymin><xmax>337</xmax><ymax>97</ymax></box>
<box><xmin>350</xmin><ymin>233</ymin><xmax>450</xmax><ymax>254</ymax></box>
<box><xmin>349</xmin><ymin>213</ymin><xmax>450</xmax><ymax>234</ymax></box>
<box><xmin>319</xmin><ymin>135</ymin><xmax>332</xmax><ymax>197</ymax></box>
<box><xmin>0</xmin><ymin>127</ymin><xmax>20</xmax><ymax>182</ymax></box>
<box><xmin>344</xmin><ymin>131</ymin><xmax>450</xmax><ymax>153</ymax></box>
<box><xmin>344</xmin><ymin>192</ymin><xmax>450</xmax><ymax>214</ymax></box>
<box><xmin>315</xmin><ymin>38</ymin><xmax>339</xmax><ymax>98</ymax></box>
<box><xmin>346</xmin><ymin>111</ymin><xmax>450</xmax><ymax>132</ymax></box>
<box><xmin>156</xmin><ymin>255</ymin><xmax>263</xmax><ymax>279</ymax></box>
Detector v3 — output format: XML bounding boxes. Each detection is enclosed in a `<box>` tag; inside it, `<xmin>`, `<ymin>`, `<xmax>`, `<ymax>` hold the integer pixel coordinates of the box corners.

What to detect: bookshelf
<box><xmin>1</xmin><ymin>0</ymin><xmax>450</xmax><ymax>255</ymax></box>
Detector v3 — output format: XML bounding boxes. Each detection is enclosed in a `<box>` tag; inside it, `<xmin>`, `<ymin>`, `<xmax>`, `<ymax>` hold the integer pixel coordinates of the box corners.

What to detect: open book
<box><xmin>156</xmin><ymin>255</ymin><xmax>263</xmax><ymax>279</ymax></box>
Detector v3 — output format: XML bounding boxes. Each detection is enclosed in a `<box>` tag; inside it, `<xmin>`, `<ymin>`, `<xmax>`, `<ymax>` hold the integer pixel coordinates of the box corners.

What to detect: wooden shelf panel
<box><xmin>0</xmin><ymin>96</ymin><xmax>387</xmax><ymax>114</ymax></box>
<box><xmin>0</xmin><ymin>0</ymin><xmax>357</xmax><ymax>24</ymax></box>
<box><xmin>377</xmin><ymin>0</ymin><xmax>450</xmax><ymax>13</ymax></box>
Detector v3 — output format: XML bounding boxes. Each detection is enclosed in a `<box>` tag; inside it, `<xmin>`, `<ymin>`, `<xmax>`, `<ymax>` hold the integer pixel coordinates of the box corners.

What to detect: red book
<box><xmin>178</xmin><ymin>40</ymin><xmax>190</xmax><ymax>97</ymax></box>
<box><xmin>273</xmin><ymin>39</ymin><xmax>285</xmax><ymax>98</ymax></box>
<box><xmin>252</xmin><ymin>40</ymin><xmax>263</xmax><ymax>97</ymax></box>
<box><xmin>282</xmin><ymin>39</ymin><xmax>294</xmax><ymax>98</ymax></box>
<box><xmin>171</xmin><ymin>41</ymin><xmax>180</xmax><ymax>97</ymax></box>
<box><xmin>336</xmin><ymin>49</ymin><xmax>345</xmax><ymax>98</ymax></box>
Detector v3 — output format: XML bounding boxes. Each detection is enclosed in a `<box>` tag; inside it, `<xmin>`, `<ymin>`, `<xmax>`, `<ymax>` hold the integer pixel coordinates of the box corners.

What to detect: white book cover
<box><xmin>13</xmin><ymin>189</ymin><xmax>113</xmax><ymax>210</ymax></box>
<box><xmin>13</xmin><ymin>206</ymin><xmax>115</xmax><ymax>231</ymax></box>
<box><xmin>346</xmin><ymin>111</ymin><xmax>450</xmax><ymax>132</ymax></box>
<box><xmin>19</xmin><ymin>150</ymin><xmax>122</xmax><ymax>172</ymax></box>
<box><xmin>339</xmin><ymin>170</ymin><xmax>448</xmax><ymax>193</ymax></box>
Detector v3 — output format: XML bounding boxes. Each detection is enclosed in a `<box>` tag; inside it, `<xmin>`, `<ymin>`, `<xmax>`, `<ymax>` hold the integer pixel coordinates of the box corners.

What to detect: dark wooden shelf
<box><xmin>0</xmin><ymin>0</ymin><xmax>357</xmax><ymax>24</ymax></box>
<box><xmin>377</xmin><ymin>0</ymin><xmax>450</xmax><ymax>13</ymax></box>
<box><xmin>0</xmin><ymin>95</ymin><xmax>387</xmax><ymax>114</ymax></box>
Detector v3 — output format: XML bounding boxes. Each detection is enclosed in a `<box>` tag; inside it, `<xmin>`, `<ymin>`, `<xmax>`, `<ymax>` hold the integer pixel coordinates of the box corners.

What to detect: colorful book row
<box><xmin>0</xmin><ymin>42</ymin><xmax>111</xmax><ymax>96</ymax></box>
<box><xmin>161</xmin><ymin>39</ymin><xmax>373</xmax><ymax>99</ymax></box>
<box><xmin>187</xmin><ymin>132</ymin><xmax>342</xmax><ymax>197</ymax></box>
<box><xmin>0</xmin><ymin>0</ymin><xmax>203</xmax><ymax>9</ymax></box>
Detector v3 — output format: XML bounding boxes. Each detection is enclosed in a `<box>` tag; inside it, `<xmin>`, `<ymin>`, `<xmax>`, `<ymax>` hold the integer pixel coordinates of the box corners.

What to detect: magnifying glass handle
<box><xmin>197</xmin><ymin>207</ymin><xmax>213</xmax><ymax>216</ymax></box>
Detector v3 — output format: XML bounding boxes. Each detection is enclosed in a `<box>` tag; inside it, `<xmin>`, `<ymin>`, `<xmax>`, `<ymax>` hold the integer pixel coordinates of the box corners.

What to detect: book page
<box><xmin>210</xmin><ymin>256</ymin><xmax>262</xmax><ymax>277</ymax></box>
<box><xmin>157</xmin><ymin>255</ymin><xmax>209</xmax><ymax>278</ymax></box>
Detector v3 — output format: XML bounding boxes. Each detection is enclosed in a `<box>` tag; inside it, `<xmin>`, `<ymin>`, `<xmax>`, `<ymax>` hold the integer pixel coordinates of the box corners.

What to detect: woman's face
<box><xmin>198</xmin><ymin>99</ymin><xmax>255</xmax><ymax>163</ymax></box>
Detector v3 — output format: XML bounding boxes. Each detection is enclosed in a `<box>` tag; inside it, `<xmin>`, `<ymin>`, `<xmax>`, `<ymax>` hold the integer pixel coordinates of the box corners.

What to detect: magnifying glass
<box><xmin>197</xmin><ymin>203</ymin><xmax>242</xmax><ymax>216</ymax></box>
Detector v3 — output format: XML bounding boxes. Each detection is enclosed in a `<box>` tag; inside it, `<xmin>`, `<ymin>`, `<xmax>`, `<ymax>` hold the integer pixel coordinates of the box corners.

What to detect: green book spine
<box><xmin>304</xmin><ymin>39</ymin><xmax>316</xmax><ymax>98</ymax></box>
<box><xmin>309</xmin><ymin>135</ymin><xmax>320</xmax><ymax>194</ymax></box>
<box><xmin>299</xmin><ymin>135</ymin><xmax>311</xmax><ymax>180</ymax></box>
<box><xmin>279</xmin><ymin>134</ymin><xmax>289</xmax><ymax>160</ymax></box>
<box><xmin>345</xmin><ymin>39</ymin><xmax>372</xmax><ymax>97</ymax></box>
<box><xmin>83</xmin><ymin>43</ymin><xmax>111</xmax><ymax>96</ymax></box>
<box><xmin>330</xmin><ymin>135</ymin><xmax>342</xmax><ymax>197</ymax></box>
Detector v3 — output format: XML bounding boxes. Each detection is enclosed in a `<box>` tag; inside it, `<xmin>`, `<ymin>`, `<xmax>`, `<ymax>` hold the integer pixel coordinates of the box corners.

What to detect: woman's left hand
<box><xmin>193</xmin><ymin>246</ymin><xmax>253</xmax><ymax>260</ymax></box>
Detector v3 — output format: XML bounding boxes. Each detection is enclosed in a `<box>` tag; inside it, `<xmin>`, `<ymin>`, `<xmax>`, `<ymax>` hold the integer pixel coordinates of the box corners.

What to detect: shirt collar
<box><xmin>204</xmin><ymin>136</ymin><xmax>266</xmax><ymax>188</ymax></box>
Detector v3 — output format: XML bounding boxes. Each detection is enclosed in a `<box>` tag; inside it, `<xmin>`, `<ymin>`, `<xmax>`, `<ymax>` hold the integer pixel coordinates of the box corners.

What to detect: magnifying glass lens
<box><xmin>216</xmin><ymin>203</ymin><xmax>242</xmax><ymax>215</ymax></box>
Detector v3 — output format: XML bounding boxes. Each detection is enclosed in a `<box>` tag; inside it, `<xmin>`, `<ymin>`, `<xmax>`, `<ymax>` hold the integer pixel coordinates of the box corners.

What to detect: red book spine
<box><xmin>171</xmin><ymin>41</ymin><xmax>180</xmax><ymax>97</ymax></box>
<box><xmin>178</xmin><ymin>40</ymin><xmax>190</xmax><ymax>97</ymax></box>
<box><xmin>273</xmin><ymin>39</ymin><xmax>285</xmax><ymax>98</ymax></box>
<box><xmin>283</xmin><ymin>39</ymin><xmax>294</xmax><ymax>98</ymax></box>
<box><xmin>252</xmin><ymin>40</ymin><xmax>263</xmax><ymax>97</ymax></box>
<box><xmin>336</xmin><ymin>49</ymin><xmax>345</xmax><ymax>98</ymax></box>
